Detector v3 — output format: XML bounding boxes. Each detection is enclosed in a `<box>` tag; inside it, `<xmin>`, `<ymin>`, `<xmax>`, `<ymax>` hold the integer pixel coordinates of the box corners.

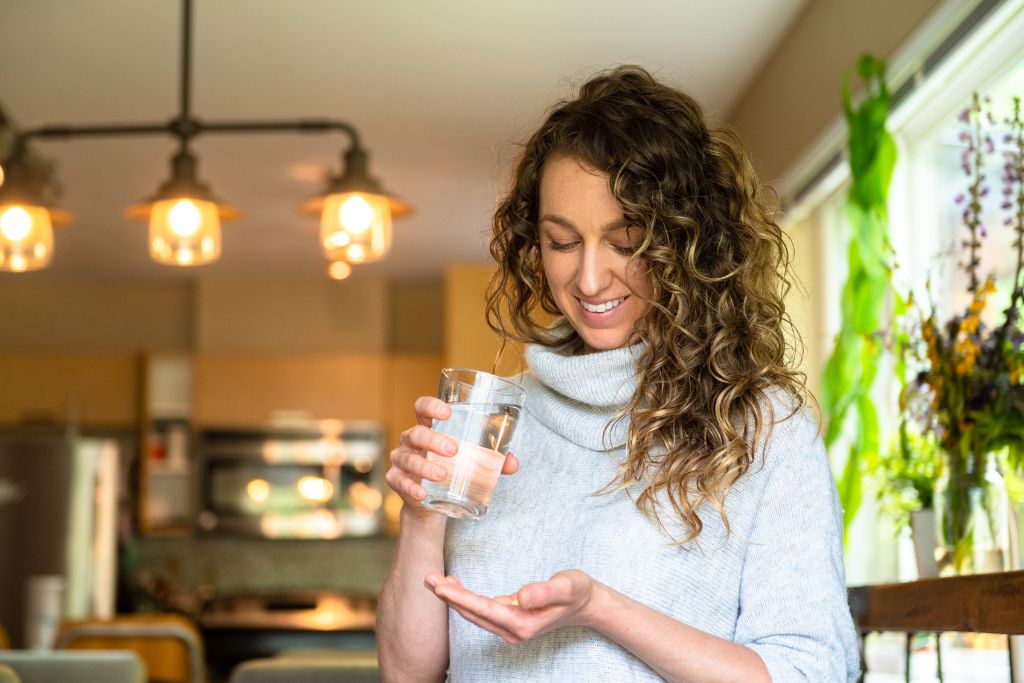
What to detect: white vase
<box><xmin>911</xmin><ymin>508</ymin><xmax>939</xmax><ymax>578</ymax></box>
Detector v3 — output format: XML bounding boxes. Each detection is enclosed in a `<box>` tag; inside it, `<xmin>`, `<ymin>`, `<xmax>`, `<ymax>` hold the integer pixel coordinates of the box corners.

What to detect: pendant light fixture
<box><xmin>300</xmin><ymin>146</ymin><xmax>412</xmax><ymax>264</ymax></box>
<box><xmin>125</xmin><ymin>149</ymin><xmax>239</xmax><ymax>266</ymax></box>
<box><xmin>1</xmin><ymin>0</ymin><xmax>409</xmax><ymax>274</ymax></box>
<box><xmin>0</xmin><ymin>144</ymin><xmax>71</xmax><ymax>272</ymax></box>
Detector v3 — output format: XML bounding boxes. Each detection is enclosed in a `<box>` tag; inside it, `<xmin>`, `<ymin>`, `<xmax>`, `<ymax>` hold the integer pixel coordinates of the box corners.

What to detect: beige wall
<box><xmin>0</xmin><ymin>280</ymin><xmax>193</xmax><ymax>351</ymax></box>
<box><xmin>729</xmin><ymin>0</ymin><xmax>943</xmax><ymax>184</ymax></box>
<box><xmin>390</xmin><ymin>279</ymin><xmax>444</xmax><ymax>353</ymax></box>
<box><xmin>0</xmin><ymin>276</ymin><xmax>444</xmax><ymax>354</ymax></box>
<box><xmin>194</xmin><ymin>276</ymin><xmax>391</xmax><ymax>353</ymax></box>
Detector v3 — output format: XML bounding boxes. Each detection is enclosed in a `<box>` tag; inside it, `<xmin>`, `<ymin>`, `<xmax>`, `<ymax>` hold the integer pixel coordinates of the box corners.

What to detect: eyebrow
<box><xmin>537</xmin><ymin>214</ymin><xmax>632</xmax><ymax>232</ymax></box>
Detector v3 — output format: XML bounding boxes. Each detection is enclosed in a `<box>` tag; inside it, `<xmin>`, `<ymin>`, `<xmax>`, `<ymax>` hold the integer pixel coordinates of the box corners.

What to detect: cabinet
<box><xmin>0</xmin><ymin>353</ymin><xmax>139</xmax><ymax>426</ymax></box>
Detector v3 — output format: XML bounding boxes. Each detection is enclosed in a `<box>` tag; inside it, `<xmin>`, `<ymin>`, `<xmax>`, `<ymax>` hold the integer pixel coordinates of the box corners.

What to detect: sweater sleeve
<box><xmin>732</xmin><ymin>414</ymin><xmax>861</xmax><ymax>683</ymax></box>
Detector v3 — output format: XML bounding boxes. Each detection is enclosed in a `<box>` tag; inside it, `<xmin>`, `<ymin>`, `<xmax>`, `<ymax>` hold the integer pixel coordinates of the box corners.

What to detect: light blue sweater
<box><xmin>444</xmin><ymin>341</ymin><xmax>860</xmax><ymax>682</ymax></box>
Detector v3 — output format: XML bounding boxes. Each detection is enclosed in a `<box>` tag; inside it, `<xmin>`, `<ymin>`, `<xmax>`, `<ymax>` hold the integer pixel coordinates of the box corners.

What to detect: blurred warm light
<box><xmin>297</xmin><ymin>475</ymin><xmax>333</xmax><ymax>503</ymax></box>
<box><xmin>319</xmin><ymin>192</ymin><xmax>391</xmax><ymax>263</ymax></box>
<box><xmin>0</xmin><ymin>204</ymin><xmax>53</xmax><ymax>272</ymax></box>
<box><xmin>0</xmin><ymin>164</ymin><xmax>5</xmax><ymax>187</ymax></box>
<box><xmin>349</xmin><ymin>481</ymin><xmax>383</xmax><ymax>513</ymax></box>
<box><xmin>346</xmin><ymin>244</ymin><xmax>366</xmax><ymax>263</ymax></box>
<box><xmin>339</xmin><ymin>194</ymin><xmax>373</xmax><ymax>235</ymax></box>
<box><xmin>327</xmin><ymin>260</ymin><xmax>352</xmax><ymax>280</ymax></box>
<box><xmin>148</xmin><ymin>197</ymin><xmax>221</xmax><ymax>266</ymax></box>
<box><xmin>352</xmin><ymin>455</ymin><xmax>373</xmax><ymax>473</ymax></box>
<box><xmin>246</xmin><ymin>478</ymin><xmax>271</xmax><ymax>503</ymax></box>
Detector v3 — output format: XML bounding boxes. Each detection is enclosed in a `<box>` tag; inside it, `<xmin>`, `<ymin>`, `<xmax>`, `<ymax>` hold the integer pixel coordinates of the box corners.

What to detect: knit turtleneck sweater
<box><xmin>443</xmin><ymin>343</ymin><xmax>860</xmax><ymax>682</ymax></box>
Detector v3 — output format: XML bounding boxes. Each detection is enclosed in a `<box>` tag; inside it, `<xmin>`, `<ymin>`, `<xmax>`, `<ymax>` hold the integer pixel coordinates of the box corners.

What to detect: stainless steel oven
<box><xmin>196</xmin><ymin>421</ymin><xmax>386</xmax><ymax>539</ymax></box>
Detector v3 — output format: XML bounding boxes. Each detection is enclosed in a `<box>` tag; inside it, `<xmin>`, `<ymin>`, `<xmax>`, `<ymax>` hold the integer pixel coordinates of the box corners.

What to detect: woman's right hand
<box><xmin>386</xmin><ymin>396</ymin><xmax>520</xmax><ymax>520</ymax></box>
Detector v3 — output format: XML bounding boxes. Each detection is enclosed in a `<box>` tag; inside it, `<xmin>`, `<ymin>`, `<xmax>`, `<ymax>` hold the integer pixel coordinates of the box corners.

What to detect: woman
<box><xmin>377</xmin><ymin>66</ymin><xmax>859</xmax><ymax>682</ymax></box>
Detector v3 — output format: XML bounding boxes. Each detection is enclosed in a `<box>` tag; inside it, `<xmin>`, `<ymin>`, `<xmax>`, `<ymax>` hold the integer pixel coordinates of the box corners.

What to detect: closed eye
<box><xmin>546</xmin><ymin>240</ymin><xmax>578</xmax><ymax>252</ymax></box>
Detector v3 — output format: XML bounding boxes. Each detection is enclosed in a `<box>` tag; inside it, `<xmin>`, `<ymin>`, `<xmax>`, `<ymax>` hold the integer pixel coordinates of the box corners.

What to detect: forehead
<box><xmin>538</xmin><ymin>156</ymin><xmax>622</xmax><ymax>220</ymax></box>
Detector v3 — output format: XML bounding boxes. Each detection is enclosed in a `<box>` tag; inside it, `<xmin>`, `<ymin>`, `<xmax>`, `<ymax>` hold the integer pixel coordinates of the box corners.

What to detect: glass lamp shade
<box><xmin>148</xmin><ymin>197</ymin><xmax>222</xmax><ymax>266</ymax></box>
<box><xmin>319</xmin><ymin>192</ymin><xmax>392</xmax><ymax>264</ymax></box>
<box><xmin>0</xmin><ymin>204</ymin><xmax>54</xmax><ymax>272</ymax></box>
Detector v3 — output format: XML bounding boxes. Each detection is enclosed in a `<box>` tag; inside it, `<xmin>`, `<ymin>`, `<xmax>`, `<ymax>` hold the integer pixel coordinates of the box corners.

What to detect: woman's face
<box><xmin>537</xmin><ymin>156</ymin><xmax>653</xmax><ymax>353</ymax></box>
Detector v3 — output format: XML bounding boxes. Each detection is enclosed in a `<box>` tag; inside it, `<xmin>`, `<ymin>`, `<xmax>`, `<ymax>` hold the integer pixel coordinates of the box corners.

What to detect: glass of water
<box><xmin>421</xmin><ymin>368</ymin><xmax>526</xmax><ymax>520</ymax></box>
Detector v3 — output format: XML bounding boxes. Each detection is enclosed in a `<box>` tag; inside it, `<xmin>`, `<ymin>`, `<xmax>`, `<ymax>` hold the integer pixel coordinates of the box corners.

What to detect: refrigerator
<box><xmin>0</xmin><ymin>429</ymin><xmax>122</xmax><ymax>648</ymax></box>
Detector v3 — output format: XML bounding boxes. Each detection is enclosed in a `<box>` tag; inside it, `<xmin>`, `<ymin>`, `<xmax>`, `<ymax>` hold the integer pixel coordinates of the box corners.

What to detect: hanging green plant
<box><xmin>821</xmin><ymin>54</ymin><xmax>902</xmax><ymax>538</ymax></box>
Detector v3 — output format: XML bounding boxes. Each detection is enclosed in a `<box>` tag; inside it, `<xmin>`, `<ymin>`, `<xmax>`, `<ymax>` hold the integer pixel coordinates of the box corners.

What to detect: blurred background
<box><xmin>2</xmin><ymin>0</ymin><xmax>1023</xmax><ymax>681</ymax></box>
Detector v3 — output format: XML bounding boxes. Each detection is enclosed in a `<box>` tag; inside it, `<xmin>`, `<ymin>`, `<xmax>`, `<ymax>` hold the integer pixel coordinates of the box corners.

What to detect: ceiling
<box><xmin>0</xmin><ymin>0</ymin><xmax>807</xmax><ymax>283</ymax></box>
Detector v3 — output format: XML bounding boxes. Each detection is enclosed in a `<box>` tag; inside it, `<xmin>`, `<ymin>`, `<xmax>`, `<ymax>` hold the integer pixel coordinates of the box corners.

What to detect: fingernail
<box><xmin>425</xmin><ymin>576</ymin><xmax>437</xmax><ymax>588</ymax></box>
<box><xmin>433</xmin><ymin>467</ymin><xmax>446</xmax><ymax>479</ymax></box>
<box><xmin>444</xmin><ymin>441</ymin><xmax>458</xmax><ymax>455</ymax></box>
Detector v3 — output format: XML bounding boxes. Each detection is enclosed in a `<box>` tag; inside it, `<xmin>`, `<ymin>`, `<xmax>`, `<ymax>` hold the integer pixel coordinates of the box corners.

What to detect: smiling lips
<box><xmin>578</xmin><ymin>296</ymin><xmax>626</xmax><ymax>314</ymax></box>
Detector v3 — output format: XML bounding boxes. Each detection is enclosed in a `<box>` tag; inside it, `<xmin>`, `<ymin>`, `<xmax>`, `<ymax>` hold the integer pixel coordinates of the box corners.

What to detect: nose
<box><xmin>575</xmin><ymin>242</ymin><xmax>613</xmax><ymax>297</ymax></box>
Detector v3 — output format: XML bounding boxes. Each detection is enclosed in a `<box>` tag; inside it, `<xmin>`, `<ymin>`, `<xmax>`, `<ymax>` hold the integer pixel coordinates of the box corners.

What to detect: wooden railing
<box><xmin>848</xmin><ymin>570</ymin><xmax>1024</xmax><ymax>682</ymax></box>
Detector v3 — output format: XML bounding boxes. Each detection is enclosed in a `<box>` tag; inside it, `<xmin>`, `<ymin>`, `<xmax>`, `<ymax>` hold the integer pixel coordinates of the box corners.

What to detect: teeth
<box><xmin>580</xmin><ymin>297</ymin><xmax>624</xmax><ymax>313</ymax></box>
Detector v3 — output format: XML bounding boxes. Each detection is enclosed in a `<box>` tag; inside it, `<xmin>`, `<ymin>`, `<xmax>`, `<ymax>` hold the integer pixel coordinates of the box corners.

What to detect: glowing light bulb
<box><xmin>9</xmin><ymin>255</ymin><xmax>27</xmax><ymax>272</ymax></box>
<box><xmin>176</xmin><ymin>248</ymin><xmax>195</xmax><ymax>265</ymax></box>
<box><xmin>346</xmin><ymin>244</ymin><xmax>366</xmax><ymax>263</ymax></box>
<box><xmin>168</xmin><ymin>199</ymin><xmax>201</xmax><ymax>237</ymax></box>
<box><xmin>328</xmin><ymin>260</ymin><xmax>352</xmax><ymax>280</ymax></box>
<box><xmin>339</xmin><ymin>195</ymin><xmax>373</xmax><ymax>235</ymax></box>
<box><xmin>0</xmin><ymin>207</ymin><xmax>33</xmax><ymax>242</ymax></box>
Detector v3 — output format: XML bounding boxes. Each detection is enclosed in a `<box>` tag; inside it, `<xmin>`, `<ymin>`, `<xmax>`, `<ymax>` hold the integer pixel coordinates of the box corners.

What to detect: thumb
<box><xmin>501</xmin><ymin>452</ymin><xmax>520</xmax><ymax>475</ymax></box>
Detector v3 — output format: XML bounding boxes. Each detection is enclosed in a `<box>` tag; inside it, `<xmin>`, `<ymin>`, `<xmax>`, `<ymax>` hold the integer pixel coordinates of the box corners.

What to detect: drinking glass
<box><xmin>421</xmin><ymin>368</ymin><xmax>526</xmax><ymax>519</ymax></box>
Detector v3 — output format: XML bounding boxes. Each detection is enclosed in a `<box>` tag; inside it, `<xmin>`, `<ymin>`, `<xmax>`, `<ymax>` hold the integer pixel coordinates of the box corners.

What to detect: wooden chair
<box><xmin>55</xmin><ymin>614</ymin><xmax>204</xmax><ymax>683</ymax></box>
<box><xmin>848</xmin><ymin>569</ymin><xmax>1024</xmax><ymax>682</ymax></box>
<box><xmin>228</xmin><ymin>650</ymin><xmax>379</xmax><ymax>683</ymax></box>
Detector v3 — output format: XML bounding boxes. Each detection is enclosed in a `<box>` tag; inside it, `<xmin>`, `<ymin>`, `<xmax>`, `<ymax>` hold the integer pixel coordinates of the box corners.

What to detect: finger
<box><xmin>445</xmin><ymin>602</ymin><xmax>521</xmax><ymax>644</ymax></box>
<box><xmin>414</xmin><ymin>396</ymin><xmax>453</xmax><ymax>427</ymax></box>
<box><xmin>390</xmin><ymin>472</ymin><xmax>427</xmax><ymax>502</ymax></box>
<box><xmin>501</xmin><ymin>452</ymin><xmax>520</xmax><ymax>475</ymax></box>
<box><xmin>516</xmin><ymin>579</ymin><xmax>569</xmax><ymax>610</ymax></box>
<box><xmin>494</xmin><ymin>595</ymin><xmax>519</xmax><ymax>607</ymax></box>
<box><xmin>430</xmin><ymin>584</ymin><xmax>526</xmax><ymax>643</ymax></box>
<box><xmin>434</xmin><ymin>582</ymin><xmax>521</xmax><ymax>626</ymax></box>
<box><xmin>401</xmin><ymin>425</ymin><xmax>459</xmax><ymax>458</ymax></box>
<box><xmin>390</xmin><ymin>447</ymin><xmax>449</xmax><ymax>482</ymax></box>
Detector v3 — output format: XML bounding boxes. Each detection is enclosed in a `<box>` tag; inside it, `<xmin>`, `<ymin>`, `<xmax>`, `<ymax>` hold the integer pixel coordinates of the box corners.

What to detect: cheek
<box><xmin>625</xmin><ymin>260</ymin><xmax>654</xmax><ymax>298</ymax></box>
<box><xmin>541</xmin><ymin>253</ymin><xmax>571</xmax><ymax>293</ymax></box>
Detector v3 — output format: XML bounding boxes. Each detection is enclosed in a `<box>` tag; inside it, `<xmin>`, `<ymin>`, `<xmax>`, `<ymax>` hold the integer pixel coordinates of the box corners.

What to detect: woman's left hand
<box><xmin>424</xmin><ymin>570</ymin><xmax>596</xmax><ymax>644</ymax></box>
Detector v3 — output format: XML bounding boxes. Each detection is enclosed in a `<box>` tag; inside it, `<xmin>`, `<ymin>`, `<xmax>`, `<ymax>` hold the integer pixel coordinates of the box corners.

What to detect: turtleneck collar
<box><xmin>521</xmin><ymin>340</ymin><xmax>643</xmax><ymax>451</ymax></box>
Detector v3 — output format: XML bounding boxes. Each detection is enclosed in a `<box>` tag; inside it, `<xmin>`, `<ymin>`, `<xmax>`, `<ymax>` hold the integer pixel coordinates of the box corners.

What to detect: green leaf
<box><xmin>838</xmin><ymin>443</ymin><xmax>865</xmax><ymax>540</ymax></box>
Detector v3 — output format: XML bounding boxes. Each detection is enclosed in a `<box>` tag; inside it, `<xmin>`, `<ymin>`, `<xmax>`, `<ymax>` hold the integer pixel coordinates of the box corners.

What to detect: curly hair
<box><xmin>485</xmin><ymin>65</ymin><xmax>808</xmax><ymax>543</ymax></box>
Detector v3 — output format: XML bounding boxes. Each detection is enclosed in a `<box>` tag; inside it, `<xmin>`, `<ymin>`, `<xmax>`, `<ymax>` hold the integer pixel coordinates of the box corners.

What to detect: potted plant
<box><xmin>868</xmin><ymin>419</ymin><xmax>940</xmax><ymax>576</ymax></box>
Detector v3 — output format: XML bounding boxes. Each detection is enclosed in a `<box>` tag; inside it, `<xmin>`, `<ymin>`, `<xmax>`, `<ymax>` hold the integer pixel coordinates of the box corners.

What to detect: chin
<box><xmin>575</xmin><ymin>328</ymin><xmax>636</xmax><ymax>353</ymax></box>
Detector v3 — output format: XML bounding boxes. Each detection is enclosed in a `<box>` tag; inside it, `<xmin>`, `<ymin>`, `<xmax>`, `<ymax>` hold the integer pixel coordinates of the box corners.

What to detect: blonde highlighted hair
<box><xmin>486</xmin><ymin>66</ymin><xmax>807</xmax><ymax>542</ymax></box>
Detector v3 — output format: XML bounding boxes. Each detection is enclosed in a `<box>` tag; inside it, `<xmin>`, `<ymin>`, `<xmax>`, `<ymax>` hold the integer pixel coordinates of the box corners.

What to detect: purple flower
<box><xmin>956</xmin><ymin>193</ymin><xmax>966</xmax><ymax>203</ymax></box>
<box><xmin>1004</xmin><ymin>202</ymin><xmax>1015</xmax><ymax>210</ymax></box>
<box><xmin>981</xmin><ymin>186</ymin><xmax>990</xmax><ymax>196</ymax></box>
<box><xmin>960</xmin><ymin>109</ymin><xmax>972</xmax><ymax>123</ymax></box>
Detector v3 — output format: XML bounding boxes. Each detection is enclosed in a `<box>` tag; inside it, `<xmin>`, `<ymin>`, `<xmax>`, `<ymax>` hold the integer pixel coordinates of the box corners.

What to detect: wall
<box><xmin>0</xmin><ymin>279</ymin><xmax>194</xmax><ymax>351</ymax></box>
<box><xmin>728</xmin><ymin>0</ymin><xmax>943</xmax><ymax>185</ymax></box>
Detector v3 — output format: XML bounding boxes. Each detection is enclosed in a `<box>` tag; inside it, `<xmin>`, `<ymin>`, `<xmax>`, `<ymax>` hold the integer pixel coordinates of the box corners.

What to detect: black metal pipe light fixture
<box><xmin>0</xmin><ymin>0</ymin><xmax>410</xmax><ymax>276</ymax></box>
